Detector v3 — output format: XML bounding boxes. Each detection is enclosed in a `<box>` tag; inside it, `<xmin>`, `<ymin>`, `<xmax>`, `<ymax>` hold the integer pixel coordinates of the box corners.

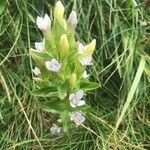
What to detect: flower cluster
<box><xmin>30</xmin><ymin>1</ymin><xmax>99</xmax><ymax>132</ymax></box>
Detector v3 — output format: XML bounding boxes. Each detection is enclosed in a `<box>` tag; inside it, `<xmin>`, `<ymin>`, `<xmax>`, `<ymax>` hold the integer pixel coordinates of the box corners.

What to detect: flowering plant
<box><xmin>30</xmin><ymin>1</ymin><xmax>100</xmax><ymax>132</ymax></box>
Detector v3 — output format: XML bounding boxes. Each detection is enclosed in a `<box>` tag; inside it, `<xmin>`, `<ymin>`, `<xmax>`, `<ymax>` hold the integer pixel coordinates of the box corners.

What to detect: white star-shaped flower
<box><xmin>36</xmin><ymin>14</ymin><xmax>51</xmax><ymax>32</ymax></box>
<box><xmin>50</xmin><ymin>124</ymin><xmax>61</xmax><ymax>135</ymax></box>
<box><xmin>35</xmin><ymin>41</ymin><xmax>44</xmax><ymax>52</ymax></box>
<box><xmin>70</xmin><ymin>111</ymin><xmax>85</xmax><ymax>126</ymax></box>
<box><xmin>69</xmin><ymin>90</ymin><xmax>85</xmax><ymax>108</ymax></box>
<box><xmin>45</xmin><ymin>59</ymin><xmax>61</xmax><ymax>73</ymax></box>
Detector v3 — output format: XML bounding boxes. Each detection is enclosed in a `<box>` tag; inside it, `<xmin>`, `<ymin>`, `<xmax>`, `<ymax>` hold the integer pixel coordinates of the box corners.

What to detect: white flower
<box><xmin>35</xmin><ymin>42</ymin><xmax>44</xmax><ymax>52</ymax></box>
<box><xmin>45</xmin><ymin>59</ymin><xmax>61</xmax><ymax>73</ymax></box>
<box><xmin>67</xmin><ymin>10</ymin><xmax>78</xmax><ymax>30</ymax></box>
<box><xmin>36</xmin><ymin>14</ymin><xmax>51</xmax><ymax>32</ymax></box>
<box><xmin>50</xmin><ymin>124</ymin><xmax>61</xmax><ymax>135</ymax></box>
<box><xmin>70</xmin><ymin>111</ymin><xmax>85</xmax><ymax>126</ymax></box>
<box><xmin>32</xmin><ymin>67</ymin><xmax>41</xmax><ymax>76</ymax></box>
<box><xmin>76</xmin><ymin>42</ymin><xmax>85</xmax><ymax>54</ymax></box>
<box><xmin>69</xmin><ymin>90</ymin><xmax>85</xmax><ymax>108</ymax></box>
<box><xmin>82</xmin><ymin>70</ymin><xmax>89</xmax><ymax>79</ymax></box>
<box><xmin>80</xmin><ymin>56</ymin><xmax>93</xmax><ymax>66</ymax></box>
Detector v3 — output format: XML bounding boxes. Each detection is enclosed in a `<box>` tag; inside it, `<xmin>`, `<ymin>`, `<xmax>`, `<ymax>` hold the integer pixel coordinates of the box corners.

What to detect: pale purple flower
<box><xmin>32</xmin><ymin>67</ymin><xmax>41</xmax><ymax>76</ymax></box>
<box><xmin>50</xmin><ymin>124</ymin><xmax>61</xmax><ymax>135</ymax></box>
<box><xmin>69</xmin><ymin>90</ymin><xmax>85</xmax><ymax>108</ymax></box>
<box><xmin>67</xmin><ymin>10</ymin><xmax>78</xmax><ymax>30</ymax></box>
<box><xmin>36</xmin><ymin>14</ymin><xmax>51</xmax><ymax>32</ymax></box>
<box><xmin>80</xmin><ymin>56</ymin><xmax>93</xmax><ymax>66</ymax></box>
<box><xmin>76</xmin><ymin>42</ymin><xmax>85</xmax><ymax>54</ymax></box>
<box><xmin>35</xmin><ymin>42</ymin><xmax>44</xmax><ymax>52</ymax></box>
<box><xmin>70</xmin><ymin>111</ymin><xmax>85</xmax><ymax>126</ymax></box>
<box><xmin>45</xmin><ymin>59</ymin><xmax>61</xmax><ymax>73</ymax></box>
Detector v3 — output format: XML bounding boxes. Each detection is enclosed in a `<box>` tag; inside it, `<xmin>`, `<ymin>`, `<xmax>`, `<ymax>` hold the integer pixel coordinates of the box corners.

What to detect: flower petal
<box><xmin>76</xmin><ymin>42</ymin><xmax>84</xmax><ymax>54</ymax></box>
<box><xmin>69</xmin><ymin>93</ymin><xmax>75</xmax><ymax>101</ymax></box>
<box><xmin>36</xmin><ymin>16</ymin><xmax>44</xmax><ymax>30</ymax></box>
<box><xmin>82</xmin><ymin>70</ymin><xmax>89</xmax><ymax>78</ymax></box>
<box><xmin>80</xmin><ymin>56</ymin><xmax>93</xmax><ymax>66</ymax></box>
<box><xmin>44</xmin><ymin>14</ymin><xmax>51</xmax><ymax>28</ymax></box>
<box><xmin>32</xmin><ymin>67</ymin><xmax>41</xmax><ymax>76</ymax></box>
<box><xmin>35</xmin><ymin>42</ymin><xmax>44</xmax><ymax>52</ymax></box>
<box><xmin>70</xmin><ymin>101</ymin><xmax>76</xmax><ymax>108</ymax></box>
<box><xmin>36</xmin><ymin>14</ymin><xmax>51</xmax><ymax>32</ymax></box>
<box><xmin>76</xmin><ymin>90</ymin><xmax>84</xmax><ymax>100</ymax></box>
<box><xmin>77</xmin><ymin>100</ymin><xmax>85</xmax><ymax>106</ymax></box>
<box><xmin>45</xmin><ymin>59</ymin><xmax>61</xmax><ymax>72</ymax></box>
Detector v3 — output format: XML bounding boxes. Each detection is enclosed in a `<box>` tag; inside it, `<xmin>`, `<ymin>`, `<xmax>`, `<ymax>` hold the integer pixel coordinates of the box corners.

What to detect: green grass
<box><xmin>0</xmin><ymin>0</ymin><xmax>150</xmax><ymax>149</ymax></box>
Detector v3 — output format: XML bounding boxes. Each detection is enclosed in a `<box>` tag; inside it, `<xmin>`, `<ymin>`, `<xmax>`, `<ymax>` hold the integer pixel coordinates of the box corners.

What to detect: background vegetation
<box><xmin>0</xmin><ymin>0</ymin><xmax>150</xmax><ymax>149</ymax></box>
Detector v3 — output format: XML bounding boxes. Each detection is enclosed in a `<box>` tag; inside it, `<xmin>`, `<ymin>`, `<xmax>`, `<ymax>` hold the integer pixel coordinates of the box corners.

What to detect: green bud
<box><xmin>68</xmin><ymin>73</ymin><xmax>77</xmax><ymax>91</ymax></box>
<box><xmin>54</xmin><ymin>1</ymin><xmax>64</xmax><ymax>21</ymax></box>
<box><xmin>83</xmin><ymin>39</ymin><xmax>96</xmax><ymax>56</ymax></box>
<box><xmin>59</xmin><ymin>34</ymin><xmax>69</xmax><ymax>58</ymax></box>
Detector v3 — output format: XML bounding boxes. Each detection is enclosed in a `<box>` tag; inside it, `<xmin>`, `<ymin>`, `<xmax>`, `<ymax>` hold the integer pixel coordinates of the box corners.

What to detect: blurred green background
<box><xmin>0</xmin><ymin>0</ymin><xmax>150</xmax><ymax>149</ymax></box>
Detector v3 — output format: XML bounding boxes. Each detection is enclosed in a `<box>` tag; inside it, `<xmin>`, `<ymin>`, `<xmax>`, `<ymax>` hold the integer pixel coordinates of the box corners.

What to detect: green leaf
<box><xmin>66</xmin><ymin>32</ymin><xmax>75</xmax><ymax>49</ymax></box>
<box><xmin>39</xmin><ymin>99</ymin><xmax>70</xmax><ymax>114</ymax></box>
<box><xmin>31</xmin><ymin>87</ymin><xmax>58</xmax><ymax>97</ymax></box>
<box><xmin>115</xmin><ymin>57</ymin><xmax>145</xmax><ymax>130</ymax></box>
<box><xmin>33</xmin><ymin>78</ymin><xmax>52</xmax><ymax>88</ymax></box>
<box><xmin>30</xmin><ymin>49</ymin><xmax>52</xmax><ymax>61</ymax></box>
<box><xmin>60</xmin><ymin>110</ymin><xmax>70</xmax><ymax>132</ymax></box>
<box><xmin>57</xmin><ymin>80</ymin><xmax>68</xmax><ymax>100</ymax></box>
<box><xmin>80</xmin><ymin>79</ymin><xmax>101</xmax><ymax>91</ymax></box>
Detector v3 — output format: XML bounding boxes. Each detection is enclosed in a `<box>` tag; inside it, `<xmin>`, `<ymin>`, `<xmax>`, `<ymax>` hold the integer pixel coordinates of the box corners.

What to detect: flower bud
<box><xmin>68</xmin><ymin>73</ymin><xmax>77</xmax><ymax>91</ymax></box>
<box><xmin>62</xmin><ymin>19</ymin><xmax>67</xmax><ymax>30</ymax></box>
<box><xmin>54</xmin><ymin>1</ymin><xmax>64</xmax><ymax>21</ymax></box>
<box><xmin>60</xmin><ymin>34</ymin><xmax>69</xmax><ymax>55</ymax></box>
<box><xmin>36</xmin><ymin>14</ymin><xmax>51</xmax><ymax>32</ymax></box>
<box><xmin>67</xmin><ymin>11</ymin><xmax>78</xmax><ymax>30</ymax></box>
<box><xmin>84</xmin><ymin>39</ymin><xmax>96</xmax><ymax>56</ymax></box>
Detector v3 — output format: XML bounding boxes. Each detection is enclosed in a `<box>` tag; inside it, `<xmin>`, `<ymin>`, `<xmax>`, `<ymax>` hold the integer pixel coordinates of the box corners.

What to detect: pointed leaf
<box><xmin>80</xmin><ymin>79</ymin><xmax>101</xmax><ymax>91</ymax></box>
<box><xmin>31</xmin><ymin>87</ymin><xmax>58</xmax><ymax>97</ymax></box>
